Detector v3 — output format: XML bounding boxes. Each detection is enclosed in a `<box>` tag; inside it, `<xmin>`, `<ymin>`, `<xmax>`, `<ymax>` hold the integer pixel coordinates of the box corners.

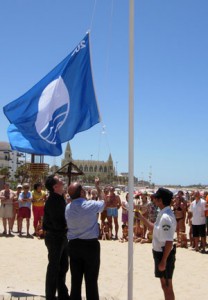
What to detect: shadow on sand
<box><xmin>1</xmin><ymin>291</ymin><xmax>45</xmax><ymax>299</ymax></box>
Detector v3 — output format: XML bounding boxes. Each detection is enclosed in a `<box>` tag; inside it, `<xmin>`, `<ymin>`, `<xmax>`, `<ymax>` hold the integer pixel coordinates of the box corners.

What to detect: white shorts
<box><xmin>0</xmin><ymin>204</ymin><xmax>13</xmax><ymax>218</ymax></box>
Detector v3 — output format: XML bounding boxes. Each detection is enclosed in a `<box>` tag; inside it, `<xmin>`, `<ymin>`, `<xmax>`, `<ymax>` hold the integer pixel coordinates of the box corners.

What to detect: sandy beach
<box><xmin>0</xmin><ymin>197</ymin><xmax>208</xmax><ymax>300</ymax></box>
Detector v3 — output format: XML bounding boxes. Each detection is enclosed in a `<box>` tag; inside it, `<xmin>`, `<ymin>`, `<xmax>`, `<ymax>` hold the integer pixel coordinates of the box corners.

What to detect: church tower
<box><xmin>61</xmin><ymin>143</ymin><xmax>115</xmax><ymax>181</ymax></box>
<box><xmin>61</xmin><ymin>142</ymin><xmax>72</xmax><ymax>166</ymax></box>
<box><xmin>107</xmin><ymin>153</ymin><xmax>114</xmax><ymax>177</ymax></box>
<box><xmin>108</xmin><ymin>153</ymin><xmax>113</xmax><ymax>163</ymax></box>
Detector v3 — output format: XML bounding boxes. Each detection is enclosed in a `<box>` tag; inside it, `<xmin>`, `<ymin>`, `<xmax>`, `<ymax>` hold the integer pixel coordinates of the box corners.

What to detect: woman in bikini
<box><xmin>173</xmin><ymin>196</ymin><xmax>186</xmax><ymax>242</ymax></box>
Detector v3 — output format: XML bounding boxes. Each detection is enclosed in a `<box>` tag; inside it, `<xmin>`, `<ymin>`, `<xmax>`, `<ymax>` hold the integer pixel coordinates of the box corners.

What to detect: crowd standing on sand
<box><xmin>119</xmin><ymin>189</ymin><xmax>208</xmax><ymax>253</ymax></box>
<box><xmin>0</xmin><ymin>182</ymin><xmax>46</xmax><ymax>237</ymax></box>
<box><xmin>0</xmin><ymin>178</ymin><xmax>208</xmax><ymax>299</ymax></box>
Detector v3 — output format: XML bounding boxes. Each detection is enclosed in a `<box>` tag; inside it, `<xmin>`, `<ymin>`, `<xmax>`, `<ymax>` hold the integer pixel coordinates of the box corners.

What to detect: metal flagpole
<box><xmin>128</xmin><ymin>0</ymin><xmax>134</xmax><ymax>300</ymax></box>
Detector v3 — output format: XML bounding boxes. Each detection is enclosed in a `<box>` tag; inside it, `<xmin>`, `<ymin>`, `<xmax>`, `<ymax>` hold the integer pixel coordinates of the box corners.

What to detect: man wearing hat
<box><xmin>138</xmin><ymin>187</ymin><xmax>176</xmax><ymax>300</ymax></box>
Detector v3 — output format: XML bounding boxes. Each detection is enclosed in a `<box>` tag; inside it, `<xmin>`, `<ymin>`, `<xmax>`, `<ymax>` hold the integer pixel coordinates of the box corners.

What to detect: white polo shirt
<box><xmin>190</xmin><ymin>198</ymin><xmax>206</xmax><ymax>225</ymax></box>
<box><xmin>153</xmin><ymin>206</ymin><xmax>176</xmax><ymax>252</ymax></box>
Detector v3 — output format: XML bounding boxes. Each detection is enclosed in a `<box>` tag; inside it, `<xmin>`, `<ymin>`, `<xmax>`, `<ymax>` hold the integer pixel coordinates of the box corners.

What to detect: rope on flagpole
<box><xmin>89</xmin><ymin>0</ymin><xmax>97</xmax><ymax>31</ymax></box>
<box><xmin>97</xmin><ymin>122</ymin><xmax>111</xmax><ymax>163</ymax></box>
<box><xmin>95</xmin><ymin>0</ymin><xmax>115</xmax><ymax>164</ymax></box>
<box><xmin>88</xmin><ymin>0</ymin><xmax>116</xmax><ymax>175</ymax></box>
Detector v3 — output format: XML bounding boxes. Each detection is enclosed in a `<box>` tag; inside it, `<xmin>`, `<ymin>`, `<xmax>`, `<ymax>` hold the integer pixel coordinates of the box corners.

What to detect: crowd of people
<box><xmin>0</xmin><ymin>181</ymin><xmax>208</xmax><ymax>250</ymax></box>
<box><xmin>0</xmin><ymin>179</ymin><xmax>122</xmax><ymax>240</ymax></box>
<box><xmin>119</xmin><ymin>189</ymin><xmax>208</xmax><ymax>253</ymax></box>
<box><xmin>0</xmin><ymin>178</ymin><xmax>208</xmax><ymax>300</ymax></box>
<box><xmin>0</xmin><ymin>182</ymin><xmax>46</xmax><ymax>237</ymax></box>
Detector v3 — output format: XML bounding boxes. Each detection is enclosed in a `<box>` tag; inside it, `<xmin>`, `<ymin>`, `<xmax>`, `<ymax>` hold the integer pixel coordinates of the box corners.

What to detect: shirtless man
<box><xmin>94</xmin><ymin>178</ymin><xmax>109</xmax><ymax>233</ymax></box>
<box><xmin>106</xmin><ymin>186</ymin><xmax>121</xmax><ymax>239</ymax></box>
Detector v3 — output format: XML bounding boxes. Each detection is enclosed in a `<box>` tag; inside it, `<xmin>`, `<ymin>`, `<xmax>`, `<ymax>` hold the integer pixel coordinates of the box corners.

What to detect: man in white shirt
<box><xmin>138</xmin><ymin>187</ymin><xmax>176</xmax><ymax>300</ymax></box>
<box><xmin>190</xmin><ymin>190</ymin><xmax>206</xmax><ymax>252</ymax></box>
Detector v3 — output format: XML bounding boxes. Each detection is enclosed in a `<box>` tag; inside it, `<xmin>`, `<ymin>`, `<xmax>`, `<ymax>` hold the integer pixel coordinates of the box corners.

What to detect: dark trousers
<box><xmin>45</xmin><ymin>233</ymin><xmax>69</xmax><ymax>300</ymax></box>
<box><xmin>68</xmin><ymin>239</ymin><xmax>100</xmax><ymax>300</ymax></box>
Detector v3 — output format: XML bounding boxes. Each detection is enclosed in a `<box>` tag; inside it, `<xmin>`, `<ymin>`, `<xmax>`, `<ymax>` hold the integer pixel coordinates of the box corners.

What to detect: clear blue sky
<box><xmin>1</xmin><ymin>0</ymin><xmax>208</xmax><ymax>186</ymax></box>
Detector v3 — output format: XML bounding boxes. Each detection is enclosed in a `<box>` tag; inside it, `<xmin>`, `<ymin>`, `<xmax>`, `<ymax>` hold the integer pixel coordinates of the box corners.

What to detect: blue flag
<box><xmin>3</xmin><ymin>33</ymin><xmax>101</xmax><ymax>156</ymax></box>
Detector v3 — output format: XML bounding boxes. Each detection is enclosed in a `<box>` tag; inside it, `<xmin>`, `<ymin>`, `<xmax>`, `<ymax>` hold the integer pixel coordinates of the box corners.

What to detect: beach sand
<box><xmin>0</xmin><ymin>196</ymin><xmax>208</xmax><ymax>300</ymax></box>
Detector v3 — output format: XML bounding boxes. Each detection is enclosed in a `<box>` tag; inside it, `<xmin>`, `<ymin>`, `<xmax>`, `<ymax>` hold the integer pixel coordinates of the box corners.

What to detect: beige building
<box><xmin>61</xmin><ymin>142</ymin><xmax>115</xmax><ymax>181</ymax></box>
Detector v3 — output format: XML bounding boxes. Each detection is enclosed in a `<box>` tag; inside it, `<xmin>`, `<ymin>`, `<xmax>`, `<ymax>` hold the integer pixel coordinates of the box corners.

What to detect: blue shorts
<box><xmin>107</xmin><ymin>207</ymin><xmax>118</xmax><ymax>218</ymax></box>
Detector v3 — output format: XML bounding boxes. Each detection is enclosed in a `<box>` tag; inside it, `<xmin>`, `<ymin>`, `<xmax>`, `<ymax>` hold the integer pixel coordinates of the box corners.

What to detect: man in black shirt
<box><xmin>43</xmin><ymin>175</ymin><xmax>69</xmax><ymax>300</ymax></box>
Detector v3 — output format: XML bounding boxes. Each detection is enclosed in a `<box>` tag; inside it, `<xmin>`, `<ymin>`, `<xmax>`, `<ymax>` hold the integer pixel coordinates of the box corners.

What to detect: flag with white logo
<box><xmin>3</xmin><ymin>32</ymin><xmax>100</xmax><ymax>156</ymax></box>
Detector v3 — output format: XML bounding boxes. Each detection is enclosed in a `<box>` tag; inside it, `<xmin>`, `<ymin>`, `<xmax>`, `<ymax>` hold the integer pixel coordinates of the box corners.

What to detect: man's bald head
<box><xmin>68</xmin><ymin>182</ymin><xmax>82</xmax><ymax>200</ymax></box>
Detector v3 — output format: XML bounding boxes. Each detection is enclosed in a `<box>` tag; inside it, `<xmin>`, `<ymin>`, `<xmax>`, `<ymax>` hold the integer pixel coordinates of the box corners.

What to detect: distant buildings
<box><xmin>119</xmin><ymin>172</ymin><xmax>138</xmax><ymax>185</ymax></box>
<box><xmin>0</xmin><ymin>142</ymin><xmax>25</xmax><ymax>179</ymax></box>
<box><xmin>0</xmin><ymin>140</ymin><xmax>138</xmax><ymax>185</ymax></box>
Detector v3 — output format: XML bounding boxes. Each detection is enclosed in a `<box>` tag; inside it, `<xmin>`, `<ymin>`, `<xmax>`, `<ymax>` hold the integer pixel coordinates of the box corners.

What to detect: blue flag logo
<box><xmin>35</xmin><ymin>77</ymin><xmax>70</xmax><ymax>144</ymax></box>
<box><xmin>3</xmin><ymin>33</ymin><xmax>100</xmax><ymax>156</ymax></box>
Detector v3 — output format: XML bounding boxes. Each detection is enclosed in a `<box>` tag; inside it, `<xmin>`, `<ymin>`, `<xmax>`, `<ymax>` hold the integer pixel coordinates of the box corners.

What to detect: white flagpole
<box><xmin>128</xmin><ymin>0</ymin><xmax>134</xmax><ymax>300</ymax></box>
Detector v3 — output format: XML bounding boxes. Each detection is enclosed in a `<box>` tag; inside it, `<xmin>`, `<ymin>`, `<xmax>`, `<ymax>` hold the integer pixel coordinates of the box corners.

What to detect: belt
<box><xmin>45</xmin><ymin>230</ymin><xmax>66</xmax><ymax>235</ymax></box>
<box><xmin>69</xmin><ymin>238</ymin><xmax>98</xmax><ymax>242</ymax></box>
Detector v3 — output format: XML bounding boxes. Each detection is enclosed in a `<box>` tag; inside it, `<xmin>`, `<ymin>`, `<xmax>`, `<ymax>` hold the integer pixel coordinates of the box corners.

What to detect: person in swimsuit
<box><xmin>106</xmin><ymin>186</ymin><xmax>121</xmax><ymax>239</ymax></box>
<box><xmin>173</xmin><ymin>196</ymin><xmax>186</xmax><ymax>241</ymax></box>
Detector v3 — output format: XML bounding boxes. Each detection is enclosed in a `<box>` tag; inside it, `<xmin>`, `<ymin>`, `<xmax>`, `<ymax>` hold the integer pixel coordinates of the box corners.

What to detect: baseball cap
<box><xmin>17</xmin><ymin>184</ymin><xmax>22</xmax><ymax>188</ymax></box>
